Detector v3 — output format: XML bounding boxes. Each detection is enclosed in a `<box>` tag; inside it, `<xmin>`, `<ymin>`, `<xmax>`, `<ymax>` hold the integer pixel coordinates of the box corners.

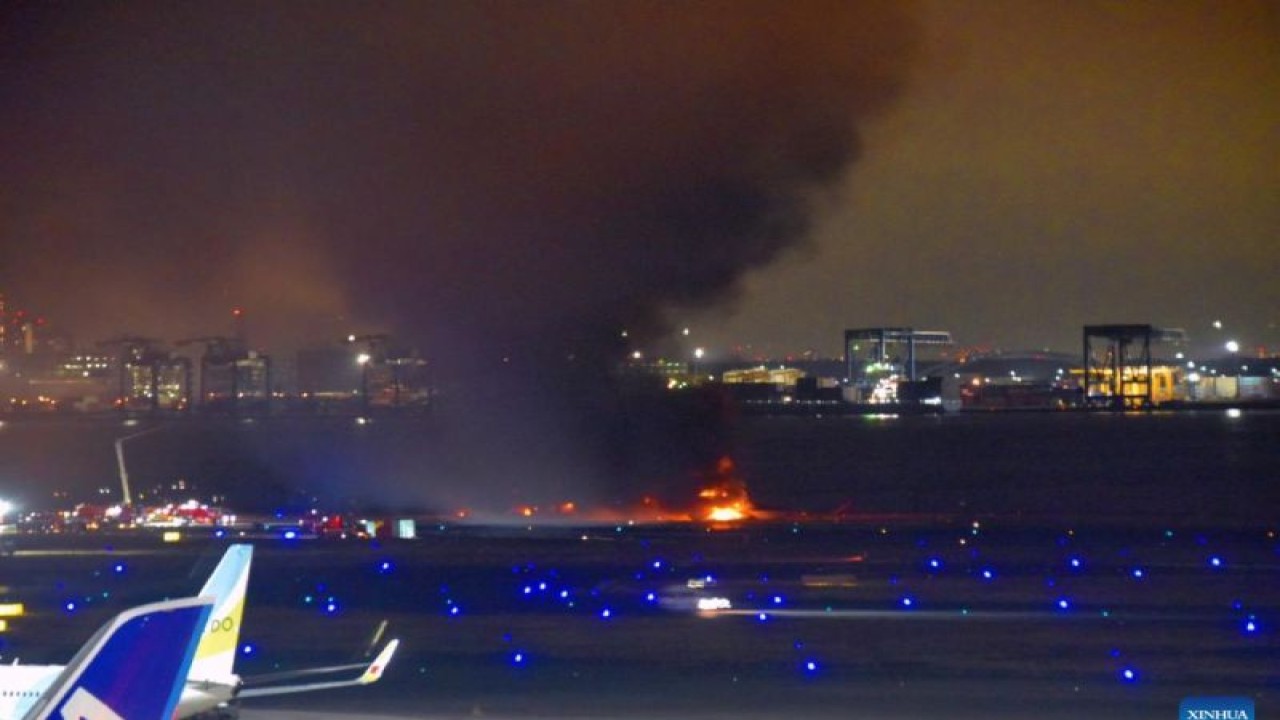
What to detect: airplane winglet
<box><xmin>358</xmin><ymin>639</ymin><xmax>399</xmax><ymax>685</ymax></box>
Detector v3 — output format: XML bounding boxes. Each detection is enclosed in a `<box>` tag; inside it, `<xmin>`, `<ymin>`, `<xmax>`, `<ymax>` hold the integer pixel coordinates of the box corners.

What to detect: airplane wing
<box><xmin>20</xmin><ymin>595</ymin><xmax>214</xmax><ymax>720</ymax></box>
<box><xmin>237</xmin><ymin>639</ymin><xmax>399</xmax><ymax>700</ymax></box>
<box><xmin>239</xmin><ymin>618</ymin><xmax>390</xmax><ymax>686</ymax></box>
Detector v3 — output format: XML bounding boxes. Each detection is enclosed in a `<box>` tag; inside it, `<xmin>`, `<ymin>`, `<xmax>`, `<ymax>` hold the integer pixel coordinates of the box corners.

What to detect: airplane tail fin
<box><xmin>189</xmin><ymin>543</ymin><xmax>253</xmax><ymax>683</ymax></box>
<box><xmin>22</xmin><ymin>595</ymin><xmax>214</xmax><ymax>720</ymax></box>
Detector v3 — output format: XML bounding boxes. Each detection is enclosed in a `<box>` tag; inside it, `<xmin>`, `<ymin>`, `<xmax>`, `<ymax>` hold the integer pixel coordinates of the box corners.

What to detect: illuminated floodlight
<box><xmin>0</xmin><ymin>499</ymin><xmax>11</xmax><ymax>517</ymax></box>
<box><xmin>1224</xmin><ymin>340</ymin><xmax>1239</xmax><ymax>353</ymax></box>
<box><xmin>356</xmin><ymin>352</ymin><xmax>372</xmax><ymax>365</ymax></box>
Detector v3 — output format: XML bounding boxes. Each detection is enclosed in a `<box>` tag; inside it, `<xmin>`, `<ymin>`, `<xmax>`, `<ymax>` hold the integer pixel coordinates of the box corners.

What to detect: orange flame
<box><xmin>696</xmin><ymin>456</ymin><xmax>756</xmax><ymax>523</ymax></box>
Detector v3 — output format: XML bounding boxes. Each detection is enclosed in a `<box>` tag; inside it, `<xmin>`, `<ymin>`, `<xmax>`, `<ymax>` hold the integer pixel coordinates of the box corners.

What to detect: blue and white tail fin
<box><xmin>22</xmin><ymin>595</ymin><xmax>214</xmax><ymax>720</ymax></box>
<box><xmin>188</xmin><ymin>544</ymin><xmax>253</xmax><ymax>684</ymax></box>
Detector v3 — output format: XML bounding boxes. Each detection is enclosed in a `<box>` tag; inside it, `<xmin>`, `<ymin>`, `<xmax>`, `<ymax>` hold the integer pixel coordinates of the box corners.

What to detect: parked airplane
<box><xmin>1</xmin><ymin>595</ymin><xmax>214</xmax><ymax>720</ymax></box>
<box><xmin>174</xmin><ymin>544</ymin><xmax>399</xmax><ymax>718</ymax></box>
<box><xmin>2</xmin><ymin>545</ymin><xmax>398</xmax><ymax>720</ymax></box>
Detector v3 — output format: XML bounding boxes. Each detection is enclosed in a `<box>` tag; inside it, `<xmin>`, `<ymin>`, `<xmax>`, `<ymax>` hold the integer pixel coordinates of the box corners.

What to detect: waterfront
<box><xmin>0</xmin><ymin>409</ymin><xmax>1276</xmax><ymax>525</ymax></box>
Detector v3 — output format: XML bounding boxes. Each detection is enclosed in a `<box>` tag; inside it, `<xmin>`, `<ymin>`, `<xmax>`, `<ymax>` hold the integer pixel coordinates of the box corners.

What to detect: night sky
<box><xmin>1</xmin><ymin>1</ymin><xmax>1276</xmax><ymax>368</ymax></box>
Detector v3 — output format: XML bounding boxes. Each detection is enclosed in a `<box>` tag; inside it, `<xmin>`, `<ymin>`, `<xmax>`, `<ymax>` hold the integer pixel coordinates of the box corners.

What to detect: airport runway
<box><xmin>1</xmin><ymin>523</ymin><xmax>1275</xmax><ymax>719</ymax></box>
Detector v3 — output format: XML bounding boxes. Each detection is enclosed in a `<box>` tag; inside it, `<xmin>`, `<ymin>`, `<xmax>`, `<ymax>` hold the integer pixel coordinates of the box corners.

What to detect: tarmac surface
<box><xmin>1</xmin><ymin>522</ymin><xmax>1275</xmax><ymax>719</ymax></box>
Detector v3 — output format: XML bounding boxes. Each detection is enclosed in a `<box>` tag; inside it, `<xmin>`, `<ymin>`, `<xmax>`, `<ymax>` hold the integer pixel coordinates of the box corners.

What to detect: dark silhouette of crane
<box><xmin>345</xmin><ymin>334</ymin><xmax>430</xmax><ymax>412</ymax></box>
<box><xmin>176</xmin><ymin>335</ymin><xmax>271</xmax><ymax>412</ymax></box>
<box><xmin>97</xmin><ymin>336</ymin><xmax>190</xmax><ymax>411</ymax></box>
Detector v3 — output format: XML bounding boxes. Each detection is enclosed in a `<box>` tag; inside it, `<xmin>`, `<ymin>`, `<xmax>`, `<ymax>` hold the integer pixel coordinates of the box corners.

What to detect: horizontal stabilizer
<box><xmin>237</xmin><ymin>639</ymin><xmax>399</xmax><ymax>700</ymax></box>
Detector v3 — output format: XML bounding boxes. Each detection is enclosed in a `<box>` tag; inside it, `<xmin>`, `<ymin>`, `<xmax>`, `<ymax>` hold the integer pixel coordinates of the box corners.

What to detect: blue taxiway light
<box><xmin>1208</xmin><ymin>556</ymin><xmax>1224</xmax><ymax>568</ymax></box>
<box><xmin>600</xmin><ymin>608</ymin><xmax>613</xmax><ymax>619</ymax></box>
<box><xmin>511</xmin><ymin>652</ymin><xmax>525</xmax><ymax>665</ymax></box>
<box><xmin>1120</xmin><ymin>667</ymin><xmax>1138</xmax><ymax>683</ymax></box>
<box><xmin>1057</xmin><ymin>598</ymin><xmax>1071</xmax><ymax>611</ymax></box>
<box><xmin>980</xmin><ymin>569</ymin><xmax>995</xmax><ymax>580</ymax></box>
<box><xmin>241</xmin><ymin>643</ymin><xmax>256</xmax><ymax>656</ymax></box>
<box><xmin>1131</xmin><ymin>568</ymin><xmax>1145</xmax><ymax>579</ymax></box>
<box><xmin>772</xmin><ymin>595</ymin><xmax>784</xmax><ymax>605</ymax></box>
<box><xmin>900</xmin><ymin>596</ymin><xmax>915</xmax><ymax>608</ymax></box>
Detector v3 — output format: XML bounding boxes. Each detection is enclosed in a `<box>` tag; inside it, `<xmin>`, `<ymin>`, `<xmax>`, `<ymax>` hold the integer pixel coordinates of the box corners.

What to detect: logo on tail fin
<box><xmin>57</xmin><ymin>687</ymin><xmax>123</xmax><ymax>720</ymax></box>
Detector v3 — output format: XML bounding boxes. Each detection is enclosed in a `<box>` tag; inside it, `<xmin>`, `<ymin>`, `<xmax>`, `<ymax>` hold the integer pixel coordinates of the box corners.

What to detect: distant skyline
<box><xmin>2</xmin><ymin>1</ymin><xmax>1275</xmax><ymax>369</ymax></box>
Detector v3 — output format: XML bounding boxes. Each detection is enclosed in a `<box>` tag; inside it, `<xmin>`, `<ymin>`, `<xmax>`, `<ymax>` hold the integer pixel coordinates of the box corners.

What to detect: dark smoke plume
<box><xmin>0</xmin><ymin>1</ymin><xmax>919</xmax><ymax>512</ymax></box>
<box><xmin>1</xmin><ymin>0</ymin><xmax>917</xmax><ymax>363</ymax></box>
